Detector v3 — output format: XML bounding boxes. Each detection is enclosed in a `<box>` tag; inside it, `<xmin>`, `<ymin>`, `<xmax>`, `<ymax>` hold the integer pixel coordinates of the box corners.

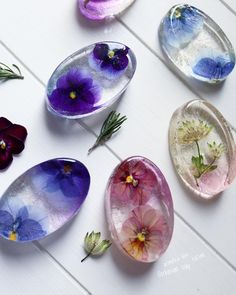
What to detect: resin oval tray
<box><xmin>169</xmin><ymin>99</ymin><xmax>236</xmax><ymax>199</ymax></box>
<box><xmin>46</xmin><ymin>41</ymin><xmax>136</xmax><ymax>119</ymax></box>
<box><xmin>105</xmin><ymin>156</ymin><xmax>174</xmax><ymax>263</ymax></box>
<box><xmin>0</xmin><ymin>158</ymin><xmax>90</xmax><ymax>242</ymax></box>
<box><xmin>78</xmin><ymin>0</ymin><xmax>135</xmax><ymax>21</ymax></box>
<box><xmin>159</xmin><ymin>4</ymin><xmax>235</xmax><ymax>83</ymax></box>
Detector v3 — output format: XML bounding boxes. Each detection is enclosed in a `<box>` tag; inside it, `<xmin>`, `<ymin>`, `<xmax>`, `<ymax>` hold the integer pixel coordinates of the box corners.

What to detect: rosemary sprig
<box><xmin>0</xmin><ymin>62</ymin><xmax>24</xmax><ymax>80</ymax></box>
<box><xmin>88</xmin><ymin>111</ymin><xmax>127</xmax><ymax>154</ymax></box>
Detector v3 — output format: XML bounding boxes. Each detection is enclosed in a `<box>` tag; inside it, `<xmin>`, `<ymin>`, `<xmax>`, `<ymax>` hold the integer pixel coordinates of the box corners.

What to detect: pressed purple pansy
<box><xmin>0</xmin><ymin>117</ymin><xmax>27</xmax><ymax>170</ymax></box>
<box><xmin>39</xmin><ymin>159</ymin><xmax>90</xmax><ymax>199</ymax></box>
<box><xmin>89</xmin><ymin>43</ymin><xmax>129</xmax><ymax>78</ymax></box>
<box><xmin>78</xmin><ymin>0</ymin><xmax>135</xmax><ymax>21</ymax></box>
<box><xmin>47</xmin><ymin>68</ymin><xmax>101</xmax><ymax>118</ymax></box>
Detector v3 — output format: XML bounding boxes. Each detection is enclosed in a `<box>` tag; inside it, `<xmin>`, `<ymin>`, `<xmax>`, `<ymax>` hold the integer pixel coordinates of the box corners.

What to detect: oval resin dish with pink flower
<box><xmin>169</xmin><ymin>99</ymin><xmax>236</xmax><ymax>199</ymax></box>
<box><xmin>46</xmin><ymin>41</ymin><xmax>136</xmax><ymax>119</ymax></box>
<box><xmin>105</xmin><ymin>156</ymin><xmax>174</xmax><ymax>263</ymax></box>
<box><xmin>78</xmin><ymin>0</ymin><xmax>135</xmax><ymax>21</ymax></box>
<box><xmin>0</xmin><ymin>158</ymin><xmax>90</xmax><ymax>242</ymax></box>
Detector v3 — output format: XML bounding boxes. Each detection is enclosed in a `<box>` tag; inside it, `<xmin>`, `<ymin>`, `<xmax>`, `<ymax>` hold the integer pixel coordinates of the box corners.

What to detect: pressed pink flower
<box><xmin>121</xmin><ymin>205</ymin><xmax>167</xmax><ymax>262</ymax></box>
<box><xmin>111</xmin><ymin>160</ymin><xmax>157</xmax><ymax>205</ymax></box>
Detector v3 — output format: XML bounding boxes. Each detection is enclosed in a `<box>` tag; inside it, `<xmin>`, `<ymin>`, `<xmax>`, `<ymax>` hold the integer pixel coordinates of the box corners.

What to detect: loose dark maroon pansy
<box><xmin>0</xmin><ymin>117</ymin><xmax>27</xmax><ymax>170</ymax></box>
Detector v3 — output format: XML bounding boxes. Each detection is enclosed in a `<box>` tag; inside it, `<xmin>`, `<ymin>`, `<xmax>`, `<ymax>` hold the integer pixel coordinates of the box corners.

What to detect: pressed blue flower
<box><xmin>89</xmin><ymin>43</ymin><xmax>129</xmax><ymax>78</ymax></box>
<box><xmin>193</xmin><ymin>55</ymin><xmax>235</xmax><ymax>80</ymax></box>
<box><xmin>48</xmin><ymin>68</ymin><xmax>101</xmax><ymax>116</ymax></box>
<box><xmin>40</xmin><ymin>159</ymin><xmax>90</xmax><ymax>199</ymax></box>
<box><xmin>162</xmin><ymin>4</ymin><xmax>203</xmax><ymax>48</ymax></box>
<box><xmin>0</xmin><ymin>205</ymin><xmax>46</xmax><ymax>242</ymax></box>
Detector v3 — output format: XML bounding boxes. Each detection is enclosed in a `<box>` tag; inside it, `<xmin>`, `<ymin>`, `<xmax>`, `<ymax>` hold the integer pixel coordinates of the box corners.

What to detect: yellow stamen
<box><xmin>0</xmin><ymin>140</ymin><xmax>6</xmax><ymax>150</ymax></box>
<box><xmin>108</xmin><ymin>50</ymin><xmax>115</xmax><ymax>58</ymax></box>
<box><xmin>69</xmin><ymin>91</ymin><xmax>77</xmax><ymax>99</ymax></box>
<box><xmin>125</xmin><ymin>175</ymin><xmax>138</xmax><ymax>187</ymax></box>
<box><xmin>174</xmin><ymin>9</ymin><xmax>181</xmax><ymax>18</ymax></box>
<box><xmin>9</xmin><ymin>231</ymin><xmax>17</xmax><ymax>241</ymax></box>
<box><xmin>137</xmin><ymin>232</ymin><xmax>146</xmax><ymax>242</ymax></box>
<box><xmin>63</xmin><ymin>164</ymin><xmax>72</xmax><ymax>174</ymax></box>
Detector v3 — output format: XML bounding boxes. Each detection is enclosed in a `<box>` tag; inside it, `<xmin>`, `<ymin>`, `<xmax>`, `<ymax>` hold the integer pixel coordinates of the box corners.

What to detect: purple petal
<box><xmin>0</xmin><ymin>210</ymin><xmax>14</xmax><ymax>233</ymax></box>
<box><xmin>17</xmin><ymin>219</ymin><xmax>46</xmax><ymax>241</ymax></box>
<box><xmin>0</xmin><ymin>149</ymin><xmax>13</xmax><ymax>170</ymax></box>
<box><xmin>5</xmin><ymin>124</ymin><xmax>27</xmax><ymax>142</ymax></box>
<box><xmin>0</xmin><ymin>117</ymin><xmax>12</xmax><ymax>132</ymax></box>
<box><xmin>17</xmin><ymin>206</ymin><xmax>29</xmax><ymax>221</ymax></box>
<box><xmin>112</xmin><ymin>54</ymin><xmax>129</xmax><ymax>71</ymax></box>
<box><xmin>93</xmin><ymin>44</ymin><xmax>109</xmax><ymax>60</ymax></box>
<box><xmin>3</xmin><ymin>135</ymin><xmax>25</xmax><ymax>154</ymax></box>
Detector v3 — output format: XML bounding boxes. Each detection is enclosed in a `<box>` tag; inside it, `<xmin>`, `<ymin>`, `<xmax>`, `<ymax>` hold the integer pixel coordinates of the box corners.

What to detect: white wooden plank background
<box><xmin>1</xmin><ymin>1</ymin><xmax>236</xmax><ymax>294</ymax></box>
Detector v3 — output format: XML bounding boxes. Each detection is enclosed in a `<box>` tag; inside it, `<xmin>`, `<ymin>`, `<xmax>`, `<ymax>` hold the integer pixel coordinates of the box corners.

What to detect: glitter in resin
<box><xmin>159</xmin><ymin>4</ymin><xmax>235</xmax><ymax>83</ymax></box>
<box><xmin>0</xmin><ymin>158</ymin><xmax>90</xmax><ymax>242</ymax></box>
<box><xmin>78</xmin><ymin>0</ymin><xmax>135</xmax><ymax>21</ymax></box>
<box><xmin>169</xmin><ymin>99</ymin><xmax>236</xmax><ymax>199</ymax></box>
<box><xmin>105</xmin><ymin>156</ymin><xmax>174</xmax><ymax>263</ymax></box>
<box><xmin>46</xmin><ymin>42</ymin><xmax>136</xmax><ymax>119</ymax></box>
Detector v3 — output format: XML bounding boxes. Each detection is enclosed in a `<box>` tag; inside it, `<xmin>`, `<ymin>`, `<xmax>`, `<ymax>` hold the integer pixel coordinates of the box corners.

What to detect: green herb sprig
<box><xmin>88</xmin><ymin>111</ymin><xmax>127</xmax><ymax>154</ymax></box>
<box><xmin>0</xmin><ymin>62</ymin><xmax>24</xmax><ymax>80</ymax></box>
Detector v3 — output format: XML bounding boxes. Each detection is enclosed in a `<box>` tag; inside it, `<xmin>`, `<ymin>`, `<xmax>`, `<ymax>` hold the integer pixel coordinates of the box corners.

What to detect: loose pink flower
<box><xmin>121</xmin><ymin>205</ymin><xmax>168</xmax><ymax>262</ymax></box>
<box><xmin>111</xmin><ymin>160</ymin><xmax>157</xmax><ymax>205</ymax></box>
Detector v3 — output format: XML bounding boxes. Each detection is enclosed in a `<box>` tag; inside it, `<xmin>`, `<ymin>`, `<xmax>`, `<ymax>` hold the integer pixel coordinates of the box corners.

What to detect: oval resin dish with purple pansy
<box><xmin>46</xmin><ymin>41</ymin><xmax>136</xmax><ymax>119</ymax></box>
<box><xmin>78</xmin><ymin>0</ymin><xmax>135</xmax><ymax>21</ymax></box>
<box><xmin>159</xmin><ymin>4</ymin><xmax>235</xmax><ymax>83</ymax></box>
<box><xmin>0</xmin><ymin>158</ymin><xmax>90</xmax><ymax>242</ymax></box>
<box><xmin>105</xmin><ymin>156</ymin><xmax>174</xmax><ymax>263</ymax></box>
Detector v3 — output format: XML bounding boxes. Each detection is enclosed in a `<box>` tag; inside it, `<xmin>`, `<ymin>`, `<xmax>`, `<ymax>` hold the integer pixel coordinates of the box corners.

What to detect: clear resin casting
<box><xmin>0</xmin><ymin>158</ymin><xmax>90</xmax><ymax>242</ymax></box>
<box><xmin>78</xmin><ymin>0</ymin><xmax>135</xmax><ymax>21</ymax></box>
<box><xmin>169</xmin><ymin>99</ymin><xmax>236</xmax><ymax>199</ymax></box>
<box><xmin>159</xmin><ymin>4</ymin><xmax>235</xmax><ymax>83</ymax></box>
<box><xmin>105</xmin><ymin>156</ymin><xmax>174</xmax><ymax>263</ymax></box>
<box><xmin>46</xmin><ymin>42</ymin><xmax>136</xmax><ymax>119</ymax></box>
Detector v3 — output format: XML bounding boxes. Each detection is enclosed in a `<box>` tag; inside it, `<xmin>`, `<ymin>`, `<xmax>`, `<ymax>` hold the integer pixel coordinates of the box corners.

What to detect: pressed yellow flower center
<box><xmin>125</xmin><ymin>175</ymin><xmax>138</xmax><ymax>187</ymax></box>
<box><xmin>63</xmin><ymin>164</ymin><xmax>72</xmax><ymax>174</ymax></box>
<box><xmin>0</xmin><ymin>140</ymin><xmax>6</xmax><ymax>150</ymax></box>
<box><xmin>174</xmin><ymin>8</ymin><xmax>181</xmax><ymax>18</ymax></box>
<box><xmin>137</xmin><ymin>232</ymin><xmax>146</xmax><ymax>242</ymax></box>
<box><xmin>9</xmin><ymin>231</ymin><xmax>17</xmax><ymax>241</ymax></box>
<box><xmin>69</xmin><ymin>91</ymin><xmax>77</xmax><ymax>100</ymax></box>
<box><xmin>108</xmin><ymin>50</ymin><xmax>115</xmax><ymax>58</ymax></box>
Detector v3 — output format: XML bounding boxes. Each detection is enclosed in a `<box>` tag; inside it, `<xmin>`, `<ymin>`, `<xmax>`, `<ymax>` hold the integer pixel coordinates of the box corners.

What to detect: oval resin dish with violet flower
<box><xmin>159</xmin><ymin>4</ymin><xmax>235</xmax><ymax>83</ymax></box>
<box><xmin>46</xmin><ymin>41</ymin><xmax>136</xmax><ymax>119</ymax></box>
<box><xmin>78</xmin><ymin>0</ymin><xmax>136</xmax><ymax>21</ymax></box>
<box><xmin>0</xmin><ymin>158</ymin><xmax>90</xmax><ymax>242</ymax></box>
<box><xmin>105</xmin><ymin>156</ymin><xmax>174</xmax><ymax>263</ymax></box>
<box><xmin>169</xmin><ymin>99</ymin><xmax>236</xmax><ymax>199</ymax></box>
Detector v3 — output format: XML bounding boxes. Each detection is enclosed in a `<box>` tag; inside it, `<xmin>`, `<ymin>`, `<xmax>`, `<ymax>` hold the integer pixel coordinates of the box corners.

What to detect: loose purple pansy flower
<box><xmin>0</xmin><ymin>117</ymin><xmax>27</xmax><ymax>170</ymax></box>
<box><xmin>40</xmin><ymin>159</ymin><xmax>90</xmax><ymax>199</ymax></box>
<box><xmin>48</xmin><ymin>68</ymin><xmax>101</xmax><ymax>117</ymax></box>
<box><xmin>89</xmin><ymin>43</ymin><xmax>129</xmax><ymax>78</ymax></box>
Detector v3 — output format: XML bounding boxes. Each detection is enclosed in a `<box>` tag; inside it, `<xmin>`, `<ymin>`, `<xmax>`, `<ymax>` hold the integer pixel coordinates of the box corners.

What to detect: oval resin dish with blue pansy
<box><xmin>46</xmin><ymin>41</ymin><xmax>136</xmax><ymax>119</ymax></box>
<box><xmin>0</xmin><ymin>158</ymin><xmax>90</xmax><ymax>242</ymax></box>
<box><xmin>159</xmin><ymin>4</ymin><xmax>235</xmax><ymax>83</ymax></box>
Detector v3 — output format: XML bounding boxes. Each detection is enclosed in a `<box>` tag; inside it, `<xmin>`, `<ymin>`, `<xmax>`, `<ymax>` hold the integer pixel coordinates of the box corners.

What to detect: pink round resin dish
<box><xmin>105</xmin><ymin>156</ymin><xmax>174</xmax><ymax>263</ymax></box>
<box><xmin>169</xmin><ymin>99</ymin><xmax>236</xmax><ymax>199</ymax></box>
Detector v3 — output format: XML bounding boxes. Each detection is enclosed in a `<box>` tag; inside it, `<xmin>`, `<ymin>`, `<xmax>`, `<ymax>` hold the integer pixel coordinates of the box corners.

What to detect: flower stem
<box><xmin>81</xmin><ymin>251</ymin><xmax>92</xmax><ymax>263</ymax></box>
<box><xmin>195</xmin><ymin>140</ymin><xmax>201</xmax><ymax>158</ymax></box>
<box><xmin>81</xmin><ymin>244</ymin><xmax>96</xmax><ymax>263</ymax></box>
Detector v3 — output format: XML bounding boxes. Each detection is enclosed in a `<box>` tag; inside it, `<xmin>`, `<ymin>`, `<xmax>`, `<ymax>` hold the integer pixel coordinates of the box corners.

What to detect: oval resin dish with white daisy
<box><xmin>46</xmin><ymin>41</ymin><xmax>136</xmax><ymax>119</ymax></box>
<box><xmin>105</xmin><ymin>156</ymin><xmax>174</xmax><ymax>263</ymax></box>
<box><xmin>159</xmin><ymin>4</ymin><xmax>235</xmax><ymax>83</ymax></box>
<box><xmin>0</xmin><ymin>158</ymin><xmax>90</xmax><ymax>242</ymax></box>
<box><xmin>169</xmin><ymin>99</ymin><xmax>236</xmax><ymax>199</ymax></box>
